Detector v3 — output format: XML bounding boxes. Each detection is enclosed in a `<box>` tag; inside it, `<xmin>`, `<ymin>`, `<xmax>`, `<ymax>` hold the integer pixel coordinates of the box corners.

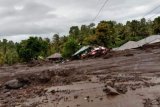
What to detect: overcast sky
<box><xmin>0</xmin><ymin>0</ymin><xmax>160</xmax><ymax>42</ymax></box>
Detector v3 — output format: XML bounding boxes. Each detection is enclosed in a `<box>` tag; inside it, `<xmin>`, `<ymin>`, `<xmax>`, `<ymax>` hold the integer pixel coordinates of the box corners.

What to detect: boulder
<box><xmin>4</xmin><ymin>79</ymin><xmax>24</xmax><ymax>89</ymax></box>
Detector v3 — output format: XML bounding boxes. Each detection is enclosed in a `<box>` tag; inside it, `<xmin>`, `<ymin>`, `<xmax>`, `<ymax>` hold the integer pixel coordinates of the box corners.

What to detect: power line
<box><xmin>148</xmin><ymin>9</ymin><xmax>160</xmax><ymax>19</ymax></box>
<box><xmin>148</xmin><ymin>13</ymin><xmax>158</xmax><ymax>20</ymax></box>
<box><xmin>92</xmin><ymin>0</ymin><xmax>110</xmax><ymax>22</ymax></box>
<box><xmin>143</xmin><ymin>4</ymin><xmax>160</xmax><ymax>18</ymax></box>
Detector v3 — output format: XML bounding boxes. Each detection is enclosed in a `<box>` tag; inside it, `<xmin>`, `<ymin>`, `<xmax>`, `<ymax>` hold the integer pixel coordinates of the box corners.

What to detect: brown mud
<box><xmin>1</xmin><ymin>44</ymin><xmax>160</xmax><ymax>107</ymax></box>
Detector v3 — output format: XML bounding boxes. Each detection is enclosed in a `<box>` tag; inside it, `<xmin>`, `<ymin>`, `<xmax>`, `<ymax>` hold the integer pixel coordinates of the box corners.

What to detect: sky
<box><xmin>0</xmin><ymin>0</ymin><xmax>160</xmax><ymax>42</ymax></box>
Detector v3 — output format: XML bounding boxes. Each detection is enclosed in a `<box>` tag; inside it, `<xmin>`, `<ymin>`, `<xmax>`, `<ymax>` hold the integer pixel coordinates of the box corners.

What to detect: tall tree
<box><xmin>62</xmin><ymin>37</ymin><xmax>79</xmax><ymax>58</ymax></box>
<box><xmin>69</xmin><ymin>26</ymin><xmax>80</xmax><ymax>38</ymax></box>
<box><xmin>153</xmin><ymin>17</ymin><xmax>160</xmax><ymax>34</ymax></box>
<box><xmin>95</xmin><ymin>21</ymin><xmax>115</xmax><ymax>47</ymax></box>
<box><xmin>53</xmin><ymin>34</ymin><xmax>60</xmax><ymax>52</ymax></box>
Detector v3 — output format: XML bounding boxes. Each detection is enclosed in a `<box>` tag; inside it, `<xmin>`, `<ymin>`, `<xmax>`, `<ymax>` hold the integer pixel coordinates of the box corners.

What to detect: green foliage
<box><xmin>5</xmin><ymin>51</ymin><xmax>19</xmax><ymax>65</ymax></box>
<box><xmin>69</xmin><ymin>26</ymin><xmax>80</xmax><ymax>38</ymax></box>
<box><xmin>0</xmin><ymin>53</ymin><xmax>5</xmax><ymax>66</ymax></box>
<box><xmin>17</xmin><ymin>37</ymin><xmax>49</xmax><ymax>62</ymax></box>
<box><xmin>52</xmin><ymin>34</ymin><xmax>60</xmax><ymax>52</ymax></box>
<box><xmin>1</xmin><ymin>17</ymin><xmax>160</xmax><ymax>64</ymax></box>
<box><xmin>0</xmin><ymin>39</ymin><xmax>19</xmax><ymax>65</ymax></box>
<box><xmin>153</xmin><ymin>17</ymin><xmax>160</xmax><ymax>34</ymax></box>
<box><xmin>62</xmin><ymin>37</ymin><xmax>80</xmax><ymax>58</ymax></box>
<box><xmin>95</xmin><ymin>21</ymin><xmax>115</xmax><ymax>47</ymax></box>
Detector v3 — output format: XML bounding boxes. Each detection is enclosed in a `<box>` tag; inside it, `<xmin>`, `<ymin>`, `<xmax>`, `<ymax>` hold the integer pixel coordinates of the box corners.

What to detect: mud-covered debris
<box><xmin>115</xmin><ymin>84</ymin><xmax>128</xmax><ymax>94</ymax></box>
<box><xmin>143</xmin><ymin>98</ymin><xmax>153</xmax><ymax>107</ymax></box>
<box><xmin>124</xmin><ymin>53</ymin><xmax>134</xmax><ymax>57</ymax></box>
<box><xmin>21</xmin><ymin>102</ymin><xmax>39</xmax><ymax>107</ymax></box>
<box><xmin>0</xmin><ymin>103</ymin><xmax>7</xmax><ymax>107</ymax></box>
<box><xmin>103</xmin><ymin>53</ymin><xmax>113</xmax><ymax>59</ymax></box>
<box><xmin>17</xmin><ymin>77</ymin><xmax>31</xmax><ymax>86</ymax></box>
<box><xmin>56</xmin><ymin>68</ymin><xmax>75</xmax><ymax>77</ymax></box>
<box><xmin>84</xmin><ymin>96</ymin><xmax>90</xmax><ymax>102</ymax></box>
<box><xmin>4</xmin><ymin>79</ymin><xmax>25</xmax><ymax>89</ymax></box>
<box><xmin>99</xmin><ymin>97</ymin><xmax>103</xmax><ymax>101</ymax></box>
<box><xmin>105</xmin><ymin>80</ymin><xmax>115</xmax><ymax>87</ymax></box>
<box><xmin>50</xmin><ymin>90</ymin><xmax>56</xmax><ymax>94</ymax></box>
<box><xmin>143</xmin><ymin>81</ymin><xmax>150</xmax><ymax>87</ymax></box>
<box><xmin>34</xmin><ymin>88</ymin><xmax>46</xmax><ymax>97</ymax></box>
<box><xmin>156</xmin><ymin>97</ymin><xmax>160</xmax><ymax>105</ymax></box>
<box><xmin>0</xmin><ymin>84</ymin><xmax>2</xmax><ymax>88</ymax></box>
<box><xmin>74</xmin><ymin>95</ymin><xmax>79</xmax><ymax>99</ymax></box>
<box><xmin>103</xmin><ymin>86</ymin><xmax>120</xmax><ymax>96</ymax></box>
<box><xmin>130</xmin><ymin>85</ymin><xmax>136</xmax><ymax>90</ymax></box>
<box><xmin>39</xmin><ymin>71</ymin><xmax>52</xmax><ymax>83</ymax></box>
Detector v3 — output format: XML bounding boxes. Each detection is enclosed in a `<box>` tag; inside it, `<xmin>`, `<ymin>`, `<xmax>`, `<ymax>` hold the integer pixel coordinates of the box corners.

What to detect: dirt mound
<box><xmin>104</xmin><ymin>50</ymin><xmax>134</xmax><ymax>59</ymax></box>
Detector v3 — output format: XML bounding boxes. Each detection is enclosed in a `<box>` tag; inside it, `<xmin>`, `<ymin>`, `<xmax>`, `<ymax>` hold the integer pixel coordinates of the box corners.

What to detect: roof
<box><xmin>113</xmin><ymin>35</ymin><xmax>160</xmax><ymax>51</ymax></box>
<box><xmin>138</xmin><ymin>35</ymin><xmax>160</xmax><ymax>45</ymax></box>
<box><xmin>47</xmin><ymin>53</ymin><xmax>62</xmax><ymax>59</ymax></box>
<box><xmin>116</xmin><ymin>41</ymin><xmax>139</xmax><ymax>50</ymax></box>
<box><xmin>73</xmin><ymin>46</ymin><xmax>91</xmax><ymax>56</ymax></box>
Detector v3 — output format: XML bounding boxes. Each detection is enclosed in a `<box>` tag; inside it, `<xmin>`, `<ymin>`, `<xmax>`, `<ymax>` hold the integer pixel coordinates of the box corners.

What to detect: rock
<box><xmin>103</xmin><ymin>86</ymin><xmax>120</xmax><ymax>96</ymax></box>
<box><xmin>4</xmin><ymin>79</ymin><xmax>24</xmax><ymax>89</ymax></box>
<box><xmin>74</xmin><ymin>95</ymin><xmax>79</xmax><ymax>99</ymax></box>
<box><xmin>115</xmin><ymin>85</ymin><xmax>128</xmax><ymax>94</ymax></box>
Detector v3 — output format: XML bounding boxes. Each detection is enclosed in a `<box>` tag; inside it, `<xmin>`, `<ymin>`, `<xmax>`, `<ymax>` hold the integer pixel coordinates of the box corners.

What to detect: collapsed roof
<box><xmin>73</xmin><ymin>46</ymin><xmax>92</xmax><ymax>57</ymax></box>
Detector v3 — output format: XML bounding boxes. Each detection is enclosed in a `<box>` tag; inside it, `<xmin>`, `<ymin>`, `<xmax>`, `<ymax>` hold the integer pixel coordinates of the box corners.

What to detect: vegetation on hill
<box><xmin>0</xmin><ymin>17</ymin><xmax>160</xmax><ymax>65</ymax></box>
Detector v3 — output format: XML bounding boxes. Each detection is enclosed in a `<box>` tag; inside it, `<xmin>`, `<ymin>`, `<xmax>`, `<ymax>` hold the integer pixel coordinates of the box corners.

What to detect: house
<box><xmin>47</xmin><ymin>53</ymin><xmax>63</xmax><ymax>61</ymax></box>
<box><xmin>72</xmin><ymin>46</ymin><xmax>109</xmax><ymax>59</ymax></box>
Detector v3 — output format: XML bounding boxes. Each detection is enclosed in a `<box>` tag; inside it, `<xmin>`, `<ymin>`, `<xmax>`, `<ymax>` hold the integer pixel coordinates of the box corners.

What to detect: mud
<box><xmin>1</xmin><ymin>45</ymin><xmax>160</xmax><ymax>107</ymax></box>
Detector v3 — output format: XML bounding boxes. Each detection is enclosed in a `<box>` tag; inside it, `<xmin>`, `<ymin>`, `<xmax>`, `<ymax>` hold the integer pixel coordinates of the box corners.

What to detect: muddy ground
<box><xmin>1</xmin><ymin>45</ymin><xmax>160</xmax><ymax>107</ymax></box>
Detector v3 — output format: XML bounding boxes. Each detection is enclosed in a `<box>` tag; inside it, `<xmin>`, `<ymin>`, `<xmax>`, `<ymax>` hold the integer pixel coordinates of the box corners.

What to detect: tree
<box><xmin>52</xmin><ymin>34</ymin><xmax>60</xmax><ymax>52</ymax></box>
<box><xmin>17</xmin><ymin>37</ymin><xmax>48</xmax><ymax>62</ymax></box>
<box><xmin>0</xmin><ymin>53</ymin><xmax>5</xmax><ymax>66</ymax></box>
<box><xmin>139</xmin><ymin>18</ymin><xmax>150</xmax><ymax>37</ymax></box>
<box><xmin>69</xmin><ymin>26</ymin><xmax>80</xmax><ymax>38</ymax></box>
<box><xmin>153</xmin><ymin>17</ymin><xmax>160</xmax><ymax>34</ymax></box>
<box><xmin>62</xmin><ymin>37</ymin><xmax>79</xmax><ymax>58</ymax></box>
<box><xmin>95</xmin><ymin>21</ymin><xmax>115</xmax><ymax>47</ymax></box>
<box><xmin>2</xmin><ymin>39</ymin><xmax>7</xmax><ymax>56</ymax></box>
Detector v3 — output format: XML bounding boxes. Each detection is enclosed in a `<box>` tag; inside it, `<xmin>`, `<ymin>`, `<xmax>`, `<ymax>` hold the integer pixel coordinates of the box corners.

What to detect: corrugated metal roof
<box><xmin>73</xmin><ymin>46</ymin><xmax>91</xmax><ymax>56</ymax></box>
<box><xmin>113</xmin><ymin>35</ymin><xmax>160</xmax><ymax>51</ymax></box>
<box><xmin>138</xmin><ymin>35</ymin><xmax>160</xmax><ymax>45</ymax></box>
